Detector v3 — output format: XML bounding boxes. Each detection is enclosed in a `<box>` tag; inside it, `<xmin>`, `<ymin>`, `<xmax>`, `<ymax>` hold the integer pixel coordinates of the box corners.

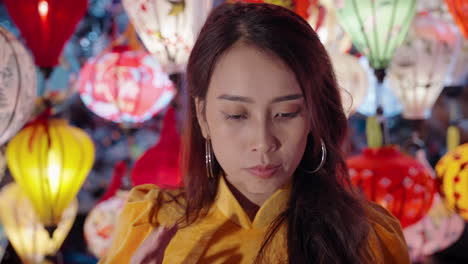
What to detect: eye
<box><xmin>224</xmin><ymin>113</ymin><xmax>247</xmax><ymax>120</ymax></box>
<box><xmin>274</xmin><ymin>110</ymin><xmax>300</xmax><ymax>119</ymax></box>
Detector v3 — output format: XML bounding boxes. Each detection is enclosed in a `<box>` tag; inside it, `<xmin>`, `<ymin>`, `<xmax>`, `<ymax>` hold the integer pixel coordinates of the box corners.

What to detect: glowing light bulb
<box><xmin>38</xmin><ymin>0</ymin><xmax>49</xmax><ymax>19</ymax></box>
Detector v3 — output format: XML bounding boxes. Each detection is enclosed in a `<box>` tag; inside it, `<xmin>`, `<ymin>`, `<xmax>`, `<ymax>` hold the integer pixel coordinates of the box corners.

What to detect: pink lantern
<box><xmin>78</xmin><ymin>46</ymin><xmax>176</xmax><ymax>124</ymax></box>
<box><xmin>403</xmin><ymin>194</ymin><xmax>465</xmax><ymax>262</ymax></box>
<box><xmin>347</xmin><ymin>146</ymin><xmax>436</xmax><ymax>228</ymax></box>
<box><xmin>84</xmin><ymin>191</ymin><xmax>129</xmax><ymax>258</ymax></box>
<box><xmin>131</xmin><ymin>107</ymin><xmax>182</xmax><ymax>188</ymax></box>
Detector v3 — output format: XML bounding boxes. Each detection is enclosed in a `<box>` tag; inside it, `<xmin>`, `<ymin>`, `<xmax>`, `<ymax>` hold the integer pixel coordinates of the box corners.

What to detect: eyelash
<box><xmin>224</xmin><ymin>110</ymin><xmax>300</xmax><ymax>121</ymax></box>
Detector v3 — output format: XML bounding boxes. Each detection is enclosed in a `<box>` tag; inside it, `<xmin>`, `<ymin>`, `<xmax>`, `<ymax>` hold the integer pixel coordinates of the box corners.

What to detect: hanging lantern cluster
<box><xmin>445</xmin><ymin>0</ymin><xmax>468</xmax><ymax>39</ymax></box>
<box><xmin>435</xmin><ymin>143</ymin><xmax>468</xmax><ymax>220</ymax></box>
<box><xmin>3</xmin><ymin>0</ymin><xmax>88</xmax><ymax>75</ymax></box>
<box><xmin>84</xmin><ymin>191</ymin><xmax>129</xmax><ymax>258</ymax></box>
<box><xmin>388</xmin><ymin>13</ymin><xmax>459</xmax><ymax>120</ymax></box>
<box><xmin>0</xmin><ymin>26</ymin><xmax>38</xmax><ymax>146</ymax></box>
<box><xmin>0</xmin><ymin>183</ymin><xmax>77</xmax><ymax>264</ymax></box>
<box><xmin>6</xmin><ymin>119</ymin><xmax>94</xmax><ymax>228</ymax></box>
<box><xmin>347</xmin><ymin>146</ymin><xmax>436</xmax><ymax>228</ymax></box>
<box><xmin>78</xmin><ymin>46</ymin><xmax>176</xmax><ymax>124</ymax></box>
<box><xmin>122</xmin><ymin>0</ymin><xmax>213</xmax><ymax>73</ymax></box>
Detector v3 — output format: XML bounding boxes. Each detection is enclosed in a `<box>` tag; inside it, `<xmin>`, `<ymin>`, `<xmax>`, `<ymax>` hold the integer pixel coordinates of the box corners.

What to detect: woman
<box><xmin>100</xmin><ymin>3</ymin><xmax>410</xmax><ymax>264</ymax></box>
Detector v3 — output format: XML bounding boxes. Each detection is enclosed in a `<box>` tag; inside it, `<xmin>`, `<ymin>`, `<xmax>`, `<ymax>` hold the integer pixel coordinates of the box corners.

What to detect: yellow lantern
<box><xmin>0</xmin><ymin>183</ymin><xmax>77</xmax><ymax>264</ymax></box>
<box><xmin>435</xmin><ymin>143</ymin><xmax>468</xmax><ymax>220</ymax></box>
<box><xmin>6</xmin><ymin>118</ymin><xmax>94</xmax><ymax>228</ymax></box>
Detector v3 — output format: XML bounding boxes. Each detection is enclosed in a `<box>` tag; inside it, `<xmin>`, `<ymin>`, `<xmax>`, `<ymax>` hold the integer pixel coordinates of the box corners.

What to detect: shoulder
<box><xmin>362</xmin><ymin>202</ymin><xmax>410</xmax><ymax>264</ymax></box>
<box><xmin>98</xmin><ymin>185</ymin><xmax>184</xmax><ymax>264</ymax></box>
<box><xmin>125</xmin><ymin>184</ymin><xmax>185</xmax><ymax>225</ymax></box>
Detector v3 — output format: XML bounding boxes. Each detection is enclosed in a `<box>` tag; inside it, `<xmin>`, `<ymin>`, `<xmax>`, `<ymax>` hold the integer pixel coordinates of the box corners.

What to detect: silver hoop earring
<box><xmin>205</xmin><ymin>139</ymin><xmax>215</xmax><ymax>179</ymax></box>
<box><xmin>301</xmin><ymin>139</ymin><xmax>327</xmax><ymax>174</ymax></box>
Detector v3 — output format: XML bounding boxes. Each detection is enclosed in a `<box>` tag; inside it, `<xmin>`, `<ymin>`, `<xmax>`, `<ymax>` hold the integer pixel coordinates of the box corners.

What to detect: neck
<box><xmin>224</xmin><ymin>179</ymin><xmax>273</xmax><ymax>221</ymax></box>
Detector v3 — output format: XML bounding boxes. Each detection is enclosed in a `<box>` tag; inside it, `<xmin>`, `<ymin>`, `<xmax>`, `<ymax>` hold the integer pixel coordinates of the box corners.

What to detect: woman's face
<box><xmin>196</xmin><ymin>43</ymin><xmax>310</xmax><ymax>199</ymax></box>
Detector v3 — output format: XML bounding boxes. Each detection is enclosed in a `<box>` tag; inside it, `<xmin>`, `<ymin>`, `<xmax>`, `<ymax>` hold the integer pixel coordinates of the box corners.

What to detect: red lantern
<box><xmin>347</xmin><ymin>146</ymin><xmax>436</xmax><ymax>228</ymax></box>
<box><xmin>78</xmin><ymin>46</ymin><xmax>176</xmax><ymax>124</ymax></box>
<box><xmin>131</xmin><ymin>107</ymin><xmax>182</xmax><ymax>188</ymax></box>
<box><xmin>228</xmin><ymin>0</ymin><xmax>315</xmax><ymax>20</ymax></box>
<box><xmin>3</xmin><ymin>0</ymin><xmax>87</xmax><ymax>70</ymax></box>
<box><xmin>445</xmin><ymin>0</ymin><xmax>468</xmax><ymax>39</ymax></box>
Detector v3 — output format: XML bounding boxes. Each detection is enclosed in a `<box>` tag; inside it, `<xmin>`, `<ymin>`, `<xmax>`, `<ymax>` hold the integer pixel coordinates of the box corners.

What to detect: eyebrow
<box><xmin>217</xmin><ymin>93</ymin><xmax>303</xmax><ymax>103</ymax></box>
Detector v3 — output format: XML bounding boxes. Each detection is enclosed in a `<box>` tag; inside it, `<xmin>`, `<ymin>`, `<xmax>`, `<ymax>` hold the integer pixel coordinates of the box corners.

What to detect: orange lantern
<box><xmin>347</xmin><ymin>146</ymin><xmax>436</xmax><ymax>228</ymax></box>
<box><xmin>445</xmin><ymin>0</ymin><xmax>468</xmax><ymax>39</ymax></box>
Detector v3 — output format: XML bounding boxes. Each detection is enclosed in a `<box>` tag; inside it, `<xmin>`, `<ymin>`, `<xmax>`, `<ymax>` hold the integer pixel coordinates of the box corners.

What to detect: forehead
<box><xmin>208</xmin><ymin>43</ymin><xmax>302</xmax><ymax>100</ymax></box>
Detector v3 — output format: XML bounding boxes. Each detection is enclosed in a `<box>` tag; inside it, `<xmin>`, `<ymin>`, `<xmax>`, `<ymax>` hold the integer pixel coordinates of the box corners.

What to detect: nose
<box><xmin>250</xmin><ymin>121</ymin><xmax>279</xmax><ymax>153</ymax></box>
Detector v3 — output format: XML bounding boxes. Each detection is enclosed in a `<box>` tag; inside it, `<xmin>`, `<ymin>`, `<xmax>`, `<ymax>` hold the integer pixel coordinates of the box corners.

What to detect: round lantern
<box><xmin>84</xmin><ymin>191</ymin><xmax>129</xmax><ymax>258</ymax></box>
<box><xmin>3</xmin><ymin>0</ymin><xmax>88</xmax><ymax>71</ymax></box>
<box><xmin>388</xmin><ymin>14</ymin><xmax>459</xmax><ymax>120</ymax></box>
<box><xmin>0</xmin><ymin>183</ymin><xmax>77</xmax><ymax>264</ymax></box>
<box><xmin>328</xmin><ymin>51</ymin><xmax>368</xmax><ymax>117</ymax></box>
<box><xmin>78</xmin><ymin>47</ymin><xmax>176</xmax><ymax>124</ymax></box>
<box><xmin>347</xmin><ymin>146</ymin><xmax>436</xmax><ymax>228</ymax></box>
<box><xmin>6</xmin><ymin>118</ymin><xmax>94</xmax><ymax>227</ymax></box>
<box><xmin>403</xmin><ymin>194</ymin><xmax>465</xmax><ymax>262</ymax></box>
<box><xmin>445</xmin><ymin>0</ymin><xmax>468</xmax><ymax>39</ymax></box>
<box><xmin>122</xmin><ymin>0</ymin><xmax>213</xmax><ymax>73</ymax></box>
<box><xmin>435</xmin><ymin>143</ymin><xmax>468</xmax><ymax>220</ymax></box>
<box><xmin>0</xmin><ymin>26</ymin><xmax>38</xmax><ymax>146</ymax></box>
<box><xmin>131</xmin><ymin>107</ymin><xmax>182</xmax><ymax>188</ymax></box>
<box><xmin>335</xmin><ymin>0</ymin><xmax>417</xmax><ymax>71</ymax></box>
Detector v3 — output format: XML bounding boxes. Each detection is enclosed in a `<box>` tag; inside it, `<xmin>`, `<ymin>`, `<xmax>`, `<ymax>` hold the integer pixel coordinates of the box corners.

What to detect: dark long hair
<box><xmin>155</xmin><ymin>3</ymin><xmax>371</xmax><ymax>263</ymax></box>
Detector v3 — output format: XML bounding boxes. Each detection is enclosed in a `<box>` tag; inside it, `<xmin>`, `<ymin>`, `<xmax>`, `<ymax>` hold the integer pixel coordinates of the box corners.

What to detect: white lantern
<box><xmin>445</xmin><ymin>38</ymin><xmax>468</xmax><ymax>87</ymax></box>
<box><xmin>0</xmin><ymin>183</ymin><xmax>77</xmax><ymax>264</ymax></box>
<box><xmin>388</xmin><ymin>14</ymin><xmax>459</xmax><ymax>120</ymax></box>
<box><xmin>328</xmin><ymin>51</ymin><xmax>368</xmax><ymax>116</ymax></box>
<box><xmin>122</xmin><ymin>0</ymin><xmax>213</xmax><ymax>73</ymax></box>
<box><xmin>0</xmin><ymin>26</ymin><xmax>37</xmax><ymax>145</ymax></box>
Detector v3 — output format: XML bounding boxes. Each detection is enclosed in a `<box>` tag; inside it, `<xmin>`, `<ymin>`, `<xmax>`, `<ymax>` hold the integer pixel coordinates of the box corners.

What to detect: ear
<box><xmin>194</xmin><ymin>97</ymin><xmax>209</xmax><ymax>139</ymax></box>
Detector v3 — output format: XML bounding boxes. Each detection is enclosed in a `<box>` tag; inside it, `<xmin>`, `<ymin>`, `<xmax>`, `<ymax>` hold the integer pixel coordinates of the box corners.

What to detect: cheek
<box><xmin>277</xmin><ymin>120</ymin><xmax>309</xmax><ymax>163</ymax></box>
<box><xmin>205</xmin><ymin>115</ymin><xmax>246</xmax><ymax>169</ymax></box>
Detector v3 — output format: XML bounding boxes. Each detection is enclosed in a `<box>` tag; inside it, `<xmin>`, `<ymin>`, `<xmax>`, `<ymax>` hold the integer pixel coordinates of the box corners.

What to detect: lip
<box><xmin>245</xmin><ymin>164</ymin><xmax>282</xmax><ymax>179</ymax></box>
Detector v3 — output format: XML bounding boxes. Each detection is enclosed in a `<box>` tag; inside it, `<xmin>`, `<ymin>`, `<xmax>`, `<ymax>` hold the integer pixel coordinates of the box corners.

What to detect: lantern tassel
<box><xmin>366</xmin><ymin>116</ymin><xmax>383</xmax><ymax>148</ymax></box>
<box><xmin>447</xmin><ymin>125</ymin><xmax>460</xmax><ymax>152</ymax></box>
